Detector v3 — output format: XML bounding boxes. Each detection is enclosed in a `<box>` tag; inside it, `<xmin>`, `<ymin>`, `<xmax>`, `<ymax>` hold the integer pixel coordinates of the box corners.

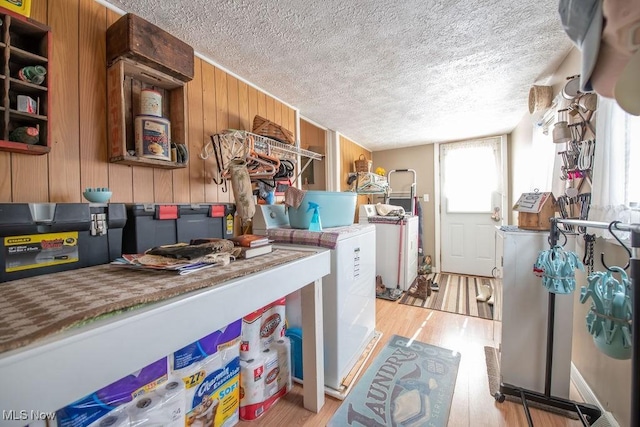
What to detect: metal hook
<box><xmin>600</xmin><ymin>221</ymin><xmax>631</xmax><ymax>271</ymax></box>
<box><xmin>548</xmin><ymin>220</ymin><xmax>568</xmax><ymax>247</ymax></box>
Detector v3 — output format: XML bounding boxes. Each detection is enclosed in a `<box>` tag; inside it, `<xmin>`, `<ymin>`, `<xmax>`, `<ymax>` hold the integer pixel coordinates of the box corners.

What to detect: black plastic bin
<box><xmin>0</xmin><ymin>203</ymin><xmax>126</xmax><ymax>282</ymax></box>
<box><xmin>121</xmin><ymin>203</ymin><xmax>236</xmax><ymax>254</ymax></box>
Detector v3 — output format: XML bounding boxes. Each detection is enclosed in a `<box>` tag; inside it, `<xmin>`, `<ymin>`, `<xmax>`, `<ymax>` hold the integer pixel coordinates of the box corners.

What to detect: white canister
<box><xmin>135</xmin><ymin>116</ymin><xmax>171</xmax><ymax>161</ymax></box>
<box><xmin>140</xmin><ymin>89</ymin><xmax>162</xmax><ymax>117</ymax></box>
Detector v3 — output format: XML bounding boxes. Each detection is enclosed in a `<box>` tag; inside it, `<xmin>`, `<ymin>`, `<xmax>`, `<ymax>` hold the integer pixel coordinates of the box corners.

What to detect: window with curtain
<box><xmin>590</xmin><ymin>97</ymin><xmax>640</xmax><ymax>238</ymax></box>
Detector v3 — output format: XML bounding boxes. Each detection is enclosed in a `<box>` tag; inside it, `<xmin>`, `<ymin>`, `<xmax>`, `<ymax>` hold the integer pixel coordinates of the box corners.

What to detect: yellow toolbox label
<box><xmin>4</xmin><ymin>232</ymin><xmax>79</xmax><ymax>272</ymax></box>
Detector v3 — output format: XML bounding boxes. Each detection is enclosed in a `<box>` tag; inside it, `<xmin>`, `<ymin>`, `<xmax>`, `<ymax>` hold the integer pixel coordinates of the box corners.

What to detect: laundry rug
<box><xmin>399</xmin><ymin>273</ymin><xmax>502</xmax><ymax>321</ymax></box>
<box><xmin>328</xmin><ymin>335</ymin><xmax>461</xmax><ymax>427</ymax></box>
<box><xmin>483</xmin><ymin>346</ymin><xmax>579</xmax><ymax>420</ymax></box>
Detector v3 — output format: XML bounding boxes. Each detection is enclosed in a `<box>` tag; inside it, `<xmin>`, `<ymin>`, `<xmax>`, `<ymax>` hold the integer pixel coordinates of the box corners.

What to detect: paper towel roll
<box><xmin>128</xmin><ymin>393</ymin><xmax>167</xmax><ymax>426</ymax></box>
<box><xmin>272</xmin><ymin>337</ymin><xmax>292</xmax><ymax>393</ymax></box>
<box><xmin>240</xmin><ymin>357</ymin><xmax>266</xmax><ymax>406</ymax></box>
<box><xmin>241</xmin><ymin>310</ymin><xmax>263</xmax><ymax>361</ymax></box>
<box><xmin>157</xmin><ymin>380</ymin><xmax>186</xmax><ymax>427</ymax></box>
<box><xmin>260</xmin><ymin>298</ymin><xmax>286</xmax><ymax>351</ymax></box>
<box><xmin>262</xmin><ymin>349</ymin><xmax>280</xmax><ymax>399</ymax></box>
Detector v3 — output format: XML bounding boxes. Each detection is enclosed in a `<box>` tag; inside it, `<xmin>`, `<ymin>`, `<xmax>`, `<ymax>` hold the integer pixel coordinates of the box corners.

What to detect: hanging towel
<box><xmin>284</xmin><ymin>187</ymin><xmax>306</xmax><ymax>209</ymax></box>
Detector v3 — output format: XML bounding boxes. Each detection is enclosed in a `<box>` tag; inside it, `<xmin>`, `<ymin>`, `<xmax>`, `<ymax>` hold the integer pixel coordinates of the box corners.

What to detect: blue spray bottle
<box><xmin>307</xmin><ymin>202</ymin><xmax>322</xmax><ymax>232</ymax></box>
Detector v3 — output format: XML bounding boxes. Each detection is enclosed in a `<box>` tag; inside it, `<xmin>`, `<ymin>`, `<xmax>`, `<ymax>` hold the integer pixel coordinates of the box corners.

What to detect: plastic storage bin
<box><xmin>287</xmin><ymin>191</ymin><xmax>357</xmax><ymax>229</ymax></box>
<box><xmin>0</xmin><ymin>203</ymin><xmax>126</xmax><ymax>282</ymax></box>
<box><xmin>122</xmin><ymin>203</ymin><xmax>236</xmax><ymax>253</ymax></box>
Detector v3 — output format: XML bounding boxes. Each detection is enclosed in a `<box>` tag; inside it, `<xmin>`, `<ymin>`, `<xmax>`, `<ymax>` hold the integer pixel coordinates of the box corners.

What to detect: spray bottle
<box><xmin>307</xmin><ymin>202</ymin><xmax>322</xmax><ymax>232</ymax></box>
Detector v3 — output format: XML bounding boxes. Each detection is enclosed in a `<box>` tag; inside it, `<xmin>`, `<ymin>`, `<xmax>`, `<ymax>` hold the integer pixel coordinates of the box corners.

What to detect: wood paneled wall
<box><xmin>0</xmin><ymin>0</ymin><xmax>296</xmax><ymax>204</ymax></box>
<box><xmin>339</xmin><ymin>135</ymin><xmax>372</xmax><ymax>222</ymax></box>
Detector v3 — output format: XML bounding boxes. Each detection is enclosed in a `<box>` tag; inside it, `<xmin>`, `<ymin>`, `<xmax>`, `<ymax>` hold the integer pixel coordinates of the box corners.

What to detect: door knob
<box><xmin>491</xmin><ymin>207</ymin><xmax>501</xmax><ymax>222</ymax></box>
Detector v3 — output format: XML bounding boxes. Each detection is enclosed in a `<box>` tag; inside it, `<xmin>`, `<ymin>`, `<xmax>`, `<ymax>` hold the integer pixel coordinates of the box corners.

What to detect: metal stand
<box><xmin>496</xmin><ymin>218</ymin><xmax>639</xmax><ymax>426</ymax></box>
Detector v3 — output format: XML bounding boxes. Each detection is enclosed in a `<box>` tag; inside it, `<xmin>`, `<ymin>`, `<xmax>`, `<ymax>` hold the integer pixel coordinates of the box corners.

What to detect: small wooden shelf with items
<box><xmin>106</xmin><ymin>12</ymin><xmax>194</xmax><ymax>170</ymax></box>
<box><xmin>0</xmin><ymin>8</ymin><xmax>50</xmax><ymax>155</ymax></box>
<box><xmin>107</xmin><ymin>57</ymin><xmax>187</xmax><ymax>169</ymax></box>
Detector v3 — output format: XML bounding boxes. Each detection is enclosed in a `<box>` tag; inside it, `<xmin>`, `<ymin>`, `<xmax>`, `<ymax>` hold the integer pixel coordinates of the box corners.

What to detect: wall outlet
<box><xmin>423</xmin><ymin>194</ymin><xmax>429</xmax><ymax>202</ymax></box>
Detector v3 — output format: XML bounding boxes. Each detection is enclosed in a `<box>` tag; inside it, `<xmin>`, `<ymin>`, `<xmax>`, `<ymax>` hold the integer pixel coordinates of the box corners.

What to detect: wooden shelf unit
<box><xmin>0</xmin><ymin>8</ymin><xmax>50</xmax><ymax>155</ymax></box>
<box><xmin>107</xmin><ymin>57</ymin><xmax>187</xmax><ymax>169</ymax></box>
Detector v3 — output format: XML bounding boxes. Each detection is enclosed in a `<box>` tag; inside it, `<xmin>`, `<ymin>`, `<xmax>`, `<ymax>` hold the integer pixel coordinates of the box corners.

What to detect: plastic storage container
<box><xmin>122</xmin><ymin>203</ymin><xmax>236</xmax><ymax>253</ymax></box>
<box><xmin>287</xmin><ymin>191</ymin><xmax>357</xmax><ymax>229</ymax></box>
<box><xmin>0</xmin><ymin>203</ymin><xmax>126</xmax><ymax>282</ymax></box>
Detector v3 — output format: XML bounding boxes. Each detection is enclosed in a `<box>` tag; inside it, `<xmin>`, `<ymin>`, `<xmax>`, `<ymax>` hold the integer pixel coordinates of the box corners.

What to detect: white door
<box><xmin>440</xmin><ymin>137</ymin><xmax>505</xmax><ymax>276</ymax></box>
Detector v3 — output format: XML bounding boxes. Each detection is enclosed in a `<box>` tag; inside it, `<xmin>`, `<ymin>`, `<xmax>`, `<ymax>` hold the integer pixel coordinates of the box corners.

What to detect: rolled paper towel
<box><xmin>241</xmin><ymin>310</ymin><xmax>263</xmax><ymax>361</ymax></box>
<box><xmin>262</xmin><ymin>349</ymin><xmax>280</xmax><ymax>399</ymax></box>
<box><xmin>228</xmin><ymin>158</ymin><xmax>255</xmax><ymax>223</ymax></box>
<box><xmin>260</xmin><ymin>298</ymin><xmax>286</xmax><ymax>351</ymax></box>
<box><xmin>272</xmin><ymin>337</ymin><xmax>292</xmax><ymax>393</ymax></box>
<box><xmin>240</xmin><ymin>357</ymin><xmax>266</xmax><ymax>406</ymax></box>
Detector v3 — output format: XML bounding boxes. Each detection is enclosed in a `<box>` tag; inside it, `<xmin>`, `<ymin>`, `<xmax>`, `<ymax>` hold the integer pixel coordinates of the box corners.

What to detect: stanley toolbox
<box><xmin>0</xmin><ymin>203</ymin><xmax>126</xmax><ymax>282</ymax></box>
<box><xmin>122</xmin><ymin>203</ymin><xmax>236</xmax><ymax>254</ymax></box>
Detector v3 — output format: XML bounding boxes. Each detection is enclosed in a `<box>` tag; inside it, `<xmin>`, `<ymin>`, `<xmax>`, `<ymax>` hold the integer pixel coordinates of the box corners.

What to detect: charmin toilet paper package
<box><xmin>55</xmin><ymin>357</ymin><xmax>168</xmax><ymax>427</ymax></box>
<box><xmin>259</xmin><ymin>297</ymin><xmax>286</xmax><ymax>351</ymax></box>
<box><xmin>170</xmin><ymin>319</ymin><xmax>242</xmax><ymax>427</ymax></box>
<box><xmin>239</xmin><ymin>309</ymin><xmax>262</xmax><ymax>361</ymax></box>
<box><xmin>239</xmin><ymin>338</ymin><xmax>292</xmax><ymax>421</ymax></box>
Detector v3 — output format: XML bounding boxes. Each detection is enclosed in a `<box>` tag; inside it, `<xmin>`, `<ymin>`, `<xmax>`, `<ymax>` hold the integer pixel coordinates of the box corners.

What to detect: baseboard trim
<box><xmin>571</xmin><ymin>363</ymin><xmax>621</xmax><ymax>426</ymax></box>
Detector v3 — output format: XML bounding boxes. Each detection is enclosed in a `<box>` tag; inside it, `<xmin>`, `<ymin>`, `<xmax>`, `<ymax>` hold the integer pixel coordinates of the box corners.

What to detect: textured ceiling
<box><xmin>104</xmin><ymin>0</ymin><xmax>573</xmax><ymax>151</ymax></box>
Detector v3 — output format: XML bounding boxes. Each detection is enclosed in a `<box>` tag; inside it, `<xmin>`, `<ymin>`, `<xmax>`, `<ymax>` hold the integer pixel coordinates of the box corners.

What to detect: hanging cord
<box><xmin>583</xmin><ymin>233</ymin><xmax>596</xmax><ymax>275</ymax></box>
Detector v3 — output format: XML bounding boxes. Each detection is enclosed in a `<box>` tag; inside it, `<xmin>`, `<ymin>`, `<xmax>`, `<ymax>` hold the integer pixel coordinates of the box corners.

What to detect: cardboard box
<box><xmin>513</xmin><ymin>192</ymin><xmax>557</xmax><ymax>231</ymax></box>
<box><xmin>106</xmin><ymin>13</ymin><xmax>194</xmax><ymax>82</ymax></box>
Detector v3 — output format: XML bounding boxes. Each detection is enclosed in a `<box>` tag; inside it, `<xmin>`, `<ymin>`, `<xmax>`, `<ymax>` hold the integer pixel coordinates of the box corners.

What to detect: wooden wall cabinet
<box><xmin>0</xmin><ymin>8</ymin><xmax>51</xmax><ymax>155</ymax></box>
<box><xmin>107</xmin><ymin>57</ymin><xmax>187</xmax><ymax>169</ymax></box>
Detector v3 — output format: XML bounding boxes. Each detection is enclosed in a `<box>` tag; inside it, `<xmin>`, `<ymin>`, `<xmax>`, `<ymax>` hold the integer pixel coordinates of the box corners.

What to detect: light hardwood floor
<box><xmin>237</xmin><ymin>298</ymin><xmax>587</xmax><ymax>427</ymax></box>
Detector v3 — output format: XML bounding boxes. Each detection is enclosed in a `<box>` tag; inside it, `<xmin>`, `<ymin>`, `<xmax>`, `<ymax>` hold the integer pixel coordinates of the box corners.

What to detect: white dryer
<box><xmin>359</xmin><ymin>204</ymin><xmax>419</xmax><ymax>291</ymax></box>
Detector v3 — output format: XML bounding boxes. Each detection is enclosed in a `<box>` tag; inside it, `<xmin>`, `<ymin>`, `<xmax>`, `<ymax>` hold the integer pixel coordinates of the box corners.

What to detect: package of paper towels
<box><xmin>240</xmin><ymin>297</ymin><xmax>286</xmax><ymax>361</ymax></box>
<box><xmin>260</xmin><ymin>297</ymin><xmax>286</xmax><ymax>351</ymax></box>
<box><xmin>170</xmin><ymin>319</ymin><xmax>242</xmax><ymax>427</ymax></box>
<box><xmin>239</xmin><ymin>337</ymin><xmax>292</xmax><ymax>421</ymax></box>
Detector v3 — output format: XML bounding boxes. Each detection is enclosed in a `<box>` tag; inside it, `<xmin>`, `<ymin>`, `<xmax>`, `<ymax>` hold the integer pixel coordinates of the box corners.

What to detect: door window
<box><xmin>441</xmin><ymin>138</ymin><xmax>501</xmax><ymax>213</ymax></box>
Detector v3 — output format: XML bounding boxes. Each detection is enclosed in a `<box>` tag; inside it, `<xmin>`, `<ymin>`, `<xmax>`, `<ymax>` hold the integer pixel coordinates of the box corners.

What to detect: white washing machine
<box><xmin>359</xmin><ymin>204</ymin><xmax>419</xmax><ymax>291</ymax></box>
<box><xmin>253</xmin><ymin>205</ymin><xmax>377</xmax><ymax>397</ymax></box>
